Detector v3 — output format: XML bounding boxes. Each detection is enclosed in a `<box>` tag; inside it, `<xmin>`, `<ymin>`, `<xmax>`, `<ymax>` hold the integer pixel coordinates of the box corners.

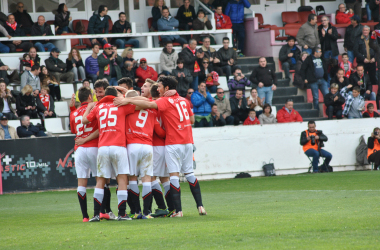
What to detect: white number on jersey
<box><xmin>136</xmin><ymin>110</ymin><xmax>148</xmax><ymax>128</ymax></box>
<box><xmin>99</xmin><ymin>107</ymin><xmax>118</xmax><ymax>128</ymax></box>
<box><xmin>75</xmin><ymin>115</ymin><xmax>93</xmax><ymax>136</ymax></box>
<box><xmin>175</xmin><ymin>101</ymin><xmax>190</xmax><ymax>122</ymax></box>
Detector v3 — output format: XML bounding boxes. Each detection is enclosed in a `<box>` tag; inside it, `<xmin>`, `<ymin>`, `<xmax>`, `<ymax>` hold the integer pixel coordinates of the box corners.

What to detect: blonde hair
<box><xmin>21</xmin><ymin>84</ymin><xmax>33</xmax><ymax>95</ymax></box>
<box><xmin>154</xmin><ymin>0</ymin><xmax>166</xmax><ymax>7</ymax></box>
<box><xmin>121</xmin><ymin>47</ymin><xmax>133</xmax><ymax>58</ymax></box>
<box><xmin>41</xmin><ymin>85</ymin><xmax>50</xmax><ymax>93</ymax></box>
<box><xmin>330</xmin><ymin>83</ymin><xmax>339</xmax><ymax>89</ymax></box>
<box><xmin>126</xmin><ymin>90</ymin><xmax>138</xmax><ymax>97</ymax></box>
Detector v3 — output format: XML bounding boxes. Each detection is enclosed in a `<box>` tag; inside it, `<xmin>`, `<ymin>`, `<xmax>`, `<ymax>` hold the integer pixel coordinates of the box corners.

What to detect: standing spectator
<box><xmin>113</xmin><ymin>12</ymin><xmax>140</xmax><ymax>48</ymax></box>
<box><xmin>20</xmin><ymin>64</ymin><xmax>41</xmax><ymax>92</ymax></box>
<box><xmin>135</xmin><ymin>58</ymin><xmax>158</xmax><ymax>88</ymax></box>
<box><xmin>75</xmin><ymin>79</ymin><xmax>97</xmax><ymax>102</ymax></box>
<box><xmin>85</xmin><ymin>43</ymin><xmax>100</xmax><ymax>84</ymax></box>
<box><xmin>331</xmin><ymin>68</ymin><xmax>349</xmax><ymax>90</ymax></box>
<box><xmin>200</xmin><ymin>0</ymin><xmax>215</xmax><ymax>12</ymax></box>
<box><xmin>157</xmin><ymin>7</ymin><xmax>188</xmax><ymax>46</ymax></box>
<box><xmin>13</xmin><ymin>2</ymin><xmax>33</xmax><ymax>35</ymax></box>
<box><xmin>296</xmin><ymin>14</ymin><xmax>319</xmax><ymax>54</ymax></box>
<box><xmin>45</xmin><ymin>48</ymin><xmax>74</xmax><ymax>84</ymax></box>
<box><xmin>213</xmin><ymin>0</ymin><xmax>230</xmax><ymax>14</ymax></box>
<box><xmin>229</xmin><ymin>67</ymin><xmax>251</xmax><ymax>97</ymax></box>
<box><xmin>243</xmin><ymin>109</ymin><xmax>260</xmax><ymax>125</ymax></box>
<box><xmin>66</xmin><ymin>48</ymin><xmax>85</xmax><ymax>83</ymax></box>
<box><xmin>172</xmin><ymin>58</ymin><xmax>192</xmax><ymax>97</ymax></box>
<box><xmin>98</xmin><ymin>43</ymin><xmax>123</xmax><ymax>86</ymax></box>
<box><xmin>276</xmin><ymin>99</ymin><xmax>303</xmax><ymax>123</ymax></box>
<box><xmin>214</xmin><ymin>5</ymin><xmax>232</xmax><ymax>30</ymax></box>
<box><xmin>300</xmin><ymin>48</ymin><xmax>329</xmax><ymax>111</ymax></box>
<box><xmin>293</xmin><ymin>52</ymin><xmax>309</xmax><ymax>89</ymax></box>
<box><xmin>225</xmin><ymin>0</ymin><xmax>251</xmax><ymax>57</ymax></box>
<box><xmin>324</xmin><ymin>83</ymin><xmax>345</xmax><ymax>119</ymax></box>
<box><xmin>198</xmin><ymin>58</ymin><xmax>220</xmax><ymax>93</ymax></box>
<box><xmin>367</xmin><ymin>127</ymin><xmax>380</xmax><ymax>169</ymax></box>
<box><xmin>192</xmin><ymin>10</ymin><xmax>213</xmax><ymax>43</ymax></box>
<box><xmin>344</xmin><ymin>15</ymin><xmax>363</xmax><ymax>63</ymax></box>
<box><xmin>214</xmin><ymin>87</ymin><xmax>234</xmax><ymax>125</ymax></box>
<box><xmin>54</xmin><ymin>3</ymin><xmax>72</xmax><ymax>35</ymax></box>
<box><xmin>4</xmin><ymin>14</ymin><xmax>33</xmax><ymax>52</ymax></box>
<box><xmin>0</xmin><ymin>115</ymin><xmax>18</xmax><ymax>139</ymax></box>
<box><xmin>38</xmin><ymin>86</ymin><xmax>56</xmax><ymax>118</ymax></box>
<box><xmin>40</xmin><ymin>65</ymin><xmax>61</xmax><ymax>101</ymax></box>
<box><xmin>336</xmin><ymin>3</ymin><xmax>354</xmax><ymax>24</ymax></box>
<box><xmin>318</xmin><ymin>16</ymin><xmax>339</xmax><ymax>60</ymax></box>
<box><xmin>249</xmin><ymin>57</ymin><xmax>277</xmax><ymax>106</ymax></box>
<box><xmin>31</xmin><ymin>15</ymin><xmax>56</xmax><ymax>52</ymax></box>
<box><xmin>16</xmin><ymin>85</ymin><xmax>38</xmax><ymax>118</ymax></box>
<box><xmin>339</xmin><ymin>53</ymin><xmax>353</xmax><ymax>78</ymax></box>
<box><xmin>345</xmin><ymin>0</ymin><xmax>362</xmax><ymax>20</ymax></box>
<box><xmin>363</xmin><ymin>103</ymin><xmax>379</xmax><ymax>117</ymax></box>
<box><xmin>0</xmin><ymin>59</ymin><xmax>10</xmax><ymax>84</ymax></box>
<box><xmin>367</xmin><ymin>0</ymin><xmax>373</xmax><ymax>21</ymax></box>
<box><xmin>210</xmin><ymin>103</ymin><xmax>227</xmax><ymax>126</ymax></box>
<box><xmin>349</xmin><ymin>64</ymin><xmax>376</xmax><ymax>100</ymax></box>
<box><xmin>258</xmin><ymin>103</ymin><xmax>277</xmax><ymax>124</ymax></box>
<box><xmin>230</xmin><ymin>89</ymin><xmax>249</xmax><ymax>125</ymax></box>
<box><xmin>191</xmin><ymin>82</ymin><xmax>215</xmax><ymax>127</ymax></box>
<box><xmin>0</xmin><ymin>81</ymin><xmax>17</xmax><ymax>120</ymax></box>
<box><xmin>216</xmin><ymin>37</ymin><xmax>237</xmax><ymax>80</ymax></box>
<box><xmin>151</xmin><ymin>0</ymin><xmax>167</xmax><ymax>31</ymax></box>
<box><xmin>17</xmin><ymin>115</ymin><xmax>47</xmax><ymax>138</ymax></box>
<box><xmin>279</xmin><ymin>36</ymin><xmax>301</xmax><ymax>80</ymax></box>
<box><xmin>246</xmin><ymin>88</ymin><xmax>263</xmax><ymax>116</ymax></box>
<box><xmin>160</xmin><ymin>41</ymin><xmax>178</xmax><ymax>75</ymax></box>
<box><xmin>340</xmin><ymin>85</ymin><xmax>365</xmax><ymax>118</ymax></box>
<box><xmin>185</xmin><ymin>88</ymin><xmax>194</xmax><ymax>108</ymax></box>
<box><xmin>177</xmin><ymin>0</ymin><xmax>196</xmax><ymax>31</ymax></box>
<box><xmin>179</xmin><ymin>39</ymin><xmax>203</xmax><ymax>90</ymax></box>
<box><xmin>370</xmin><ymin>0</ymin><xmax>380</xmax><ymax>21</ymax></box>
<box><xmin>88</xmin><ymin>5</ymin><xmax>110</xmax><ymax>46</ymax></box>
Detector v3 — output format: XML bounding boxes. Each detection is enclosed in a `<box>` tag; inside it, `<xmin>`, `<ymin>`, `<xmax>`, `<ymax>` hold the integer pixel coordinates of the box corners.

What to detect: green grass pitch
<box><xmin>1</xmin><ymin>171</ymin><xmax>380</xmax><ymax>249</ymax></box>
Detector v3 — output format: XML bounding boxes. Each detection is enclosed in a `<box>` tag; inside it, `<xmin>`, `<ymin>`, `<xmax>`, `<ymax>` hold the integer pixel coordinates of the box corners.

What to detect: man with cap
<box><xmin>0</xmin><ymin>115</ymin><xmax>18</xmax><ymax>140</ymax></box>
<box><xmin>135</xmin><ymin>58</ymin><xmax>158</xmax><ymax>88</ymax></box>
<box><xmin>31</xmin><ymin>15</ymin><xmax>56</xmax><ymax>52</ymax></box>
<box><xmin>344</xmin><ymin>15</ymin><xmax>363</xmax><ymax>63</ymax></box>
<box><xmin>45</xmin><ymin>48</ymin><xmax>75</xmax><ymax>84</ymax></box>
<box><xmin>98</xmin><ymin>43</ymin><xmax>123</xmax><ymax>86</ymax></box>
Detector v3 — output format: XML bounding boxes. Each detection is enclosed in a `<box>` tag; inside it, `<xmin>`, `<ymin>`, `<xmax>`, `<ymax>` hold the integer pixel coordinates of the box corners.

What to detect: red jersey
<box><xmin>70</xmin><ymin>102</ymin><xmax>99</xmax><ymax>150</ymax></box>
<box><xmin>125</xmin><ymin>108</ymin><xmax>157</xmax><ymax>145</ymax></box>
<box><xmin>155</xmin><ymin>93</ymin><xmax>194</xmax><ymax>145</ymax></box>
<box><xmin>86</xmin><ymin>96</ymin><xmax>135</xmax><ymax>147</ymax></box>
<box><xmin>39</xmin><ymin>93</ymin><xmax>50</xmax><ymax>110</ymax></box>
<box><xmin>153</xmin><ymin>110</ymin><xmax>166</xmax><ymax>146</ymax></box>
<box><xmin>243</xmin><ymin>116</ymin><xmax>260</xmax><ymax>125</ymax></box>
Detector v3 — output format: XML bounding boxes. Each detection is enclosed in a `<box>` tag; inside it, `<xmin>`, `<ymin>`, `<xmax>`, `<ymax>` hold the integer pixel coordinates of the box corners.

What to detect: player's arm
<box><xmin>115</xmin><ymin>97</ymin><xmax>158</xmax><ymax>110</ymax></box>
<box><xmin>154</xmin><ymin>120</ymin><xmax>166</xmax><ymax>139</ymax></box>
<box><xmin>190</xmin><ymin>115</ymin><xmax>195</xmax><ymax>124</ymax></box>
<box><xmin>75</xmin><ymin>129</ymin><xmax>99</xmax><ymax>146</ymax></box>
<box><xmin>82</xmin><ymin>102</ymin><xmax>96</xmax><ymax>124</ymax></box>
<box><xmin>114</xmin><ymin>86</ymin><xmax>128</xmax><ymax>95</ymax></box>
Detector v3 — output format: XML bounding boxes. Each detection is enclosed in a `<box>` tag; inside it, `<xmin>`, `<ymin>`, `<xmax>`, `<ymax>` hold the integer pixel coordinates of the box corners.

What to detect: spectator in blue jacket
<box><xmin>88</xmin><ymin>5</ymin><xmax>110</xmax><ymax>46</ymax></box>
<box><xmin>228</xmin><ymin>67</ymin><xmax>252</xmax><ymax>97</ymax></box>
<box><xmin>17</xmin><ymin>115</ymin><xmax>47</xmax><ymax>138</ymax></box>
<box><xmin>157</xmin><ymin>7</ymin><xmax>187</xmax><ymax>46</ymax></box>
<box><xmin>191</xmin><ymin>81</ymin><xmax>215</xmax><ymax>127</ymax></box>
<box><xmin>225</xmin><ymin>0</ymin><xmax>251</xmax><ymax>56</ymax></box>
<box><xmin>85</xmin><ymin>43</ymin><xmax>100</xmax><ymax>83</ymax></box>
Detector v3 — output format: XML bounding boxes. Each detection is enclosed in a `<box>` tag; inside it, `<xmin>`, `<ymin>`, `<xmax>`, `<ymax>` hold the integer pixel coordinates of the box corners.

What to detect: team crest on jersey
<box><xmin>74</xmin><ymin>112</ymin><xmax>78</xmax><ymax>116</ymax></box>
<box><xmin>99</xmin><ymin>104</ymin><xmax>104</xmax><ymax>109</ymax></box>
<box><xmin>178</xmin><ymin>125</ymin><xmax>181</xmax><ymax>129</ymax></box>
<box><xmin>168</xmin><ymin>98</ymin><xmax>174</xmax><ymax>104</ymax></box>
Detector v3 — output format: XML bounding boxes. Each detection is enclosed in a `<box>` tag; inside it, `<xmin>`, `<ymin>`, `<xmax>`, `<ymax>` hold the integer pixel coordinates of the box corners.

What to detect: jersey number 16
<box><xmin>176</xmin><ymin>101</ymin><xmax>189</xmax><ymax>122</ymax></box>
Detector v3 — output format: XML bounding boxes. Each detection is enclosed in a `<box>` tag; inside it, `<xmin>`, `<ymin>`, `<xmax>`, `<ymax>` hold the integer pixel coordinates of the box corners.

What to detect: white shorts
<box><xmin>127</xmin><ymin>144</ymin><xmax>153</xmax><ymax>178</ymax></box>
<box><xmin>97</xmin><ymin>146</ymin><xmax>130</xmax><ymax>178</ymax></box>
<box><xmin>153</xmin><ymin>146</ymin><xmax>169</xmax><ymax>177</ymax></box>
<box><xmin>165</xmin><ymin>144</ymin><xmax>193</xmax><ymax>174</ymax></box>
<box><xmin>75</xmin><ymin>147</ymin><xmax>98</xmax><ymax>178</ymax></box>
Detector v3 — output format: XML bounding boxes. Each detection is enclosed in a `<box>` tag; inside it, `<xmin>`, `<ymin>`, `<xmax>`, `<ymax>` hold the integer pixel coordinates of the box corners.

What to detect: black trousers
<box><xmin>368</xmin><ymin>151</ymin><xmax>380</xmax><ymax>170</ymax></box>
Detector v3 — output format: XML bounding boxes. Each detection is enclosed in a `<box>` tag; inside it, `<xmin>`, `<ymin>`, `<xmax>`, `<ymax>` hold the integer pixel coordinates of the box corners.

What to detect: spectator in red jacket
<box><xmin>214</xmin><ymin>6</ymin><xmax>232</xmax><ymax>30</ymax></box>
<box><xmin>243</xmin><ymin>109</ymin><xmax>260</xmax><ymax>125</ymax></box>
<box><xmin>276</xmin><ymin>99</ymin><xmax>303</xmax><ymax>123</ymax></box>
<box><xmin>135</xmin><ymin>58</ymin><xmax>158</xmax><ymax>88</ymax></box>
<box><xmin>336</xmin><ymin>4</ymin><xmax>354</xmax><ymax>24</ymax></box>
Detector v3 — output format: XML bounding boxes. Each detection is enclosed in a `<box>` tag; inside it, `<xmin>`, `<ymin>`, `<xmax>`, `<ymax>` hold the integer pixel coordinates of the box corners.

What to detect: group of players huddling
<box><xmin>70</xmin><ymin>76</ymin><xmax>206</xmax><ymax>221</ymax></box>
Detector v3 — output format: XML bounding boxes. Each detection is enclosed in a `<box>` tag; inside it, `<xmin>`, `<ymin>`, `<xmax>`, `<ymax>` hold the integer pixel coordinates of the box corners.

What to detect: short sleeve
<box><xmin>86</xmin><ymin>106</ymin><xmax>98</xmax><ymax>123</ymax></box>
<box><xmin>121</xmin><ymin>104</ymin><xmax>136</xmax><ymax>115</ymax></box>
<box><xmin>155</xmin><ymin>98</ymin><xmax>167</xmax><ymax>112</ymax></box>
<box><xmin>184</xmin><ymin>98</ymin><xmax>193</xmax><ymax>116</ymax></box>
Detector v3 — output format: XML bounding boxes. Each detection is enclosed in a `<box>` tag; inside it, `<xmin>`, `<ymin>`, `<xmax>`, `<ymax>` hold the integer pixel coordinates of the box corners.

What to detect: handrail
<box><xmin>194</xmin><ymin>0</ymin><xmax>216</xmax><ymax>32</ymax></box>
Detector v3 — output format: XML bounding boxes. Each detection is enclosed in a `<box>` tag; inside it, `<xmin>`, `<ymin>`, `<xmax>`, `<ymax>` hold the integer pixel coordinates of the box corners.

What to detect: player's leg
<box><xmin>151</xmin><ymin>146</ymin><xmax>169</xmax><ymax>217</ymax></box>
<box><xmin>150</xmin><ymin>176</ymin><xmax>168</xmax><ymax>217</ymax></box>
<box><xmin>127</xmin><ymin>144</ymin><xmax>142</xmax><ymax>218</ymax></box>
<box><xmin>116</xmin><ymin>174</ymin><xmax>131</xmax><ymax>221</ymax></box>
<box><xmin>77</xmin><ymin>178</ymin><xmax>89</xmax><ymax>222</ymax></box>
<box><xmin>160</xmin><ymin>176</ymin><xmax>174</xmax><ymax>216</ymax></box>
<box><xmin>126</xmin><ymin>183</ymin><xmax>135</xmax><ymax>217</ymax></box>
<box><xmin>165</xmin><ymin>145</ymin><xmax>183</xmax><ymax>217</ymax></box>
<box><xmin>139</xmin><ymin>144</ymin><xmax>154</xmax><ymax>219</ymax></box>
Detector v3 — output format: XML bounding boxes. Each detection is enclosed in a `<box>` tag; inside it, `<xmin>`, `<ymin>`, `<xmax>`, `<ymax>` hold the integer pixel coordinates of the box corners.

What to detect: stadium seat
<box><xmin>256</xmin><ymin>13</ymin><xmax>271</xmax><ymax>29</ymax></box>
<box><xmin>284</xmin><ymin>27</ymin><xmax>300</xmax><ymax>38</ymax></box>
<box><xmin>282</xmin><ymin>11</ymin><xmax>300</xmax><ymax>26</ymax></box>
<box><xmin>278</xmin><ymin>60</ymin><xmax>295</xmax><ymax>73</ymax></box>
<box><xmin>46</xmin><ymin>20</ymin><xmax>54</xmax><ymax>25</ymax></box>
<box><xmin>298</xmin><ymin>11</ymin><xmax>313</xmax><ymax>24</ymax></box>
<box><xmin>306</xmin><ymin>89</ymin><xmax>324</xmax><ymax>103</ymax></box>
<box><xmin>60</xmin><ymin>84</ymin><xmax>75</xmax><ymax>99</ymax></box>
<box><xmin>55</xmin><ymin>102</ymin><xmax>70</xmax><ymax>117</ymax></box>
<box><xmin>45</xmin><ymin>118</ymin><xmax>70</xmax><ymax>134</ymax></box>
<box><xmin>364</xmin><ymin>101</ymin><xmax>377</xmax><ymax>111</ymax></box>
<box><xmin>271</xmin><ymin>26</ymin><xmax>287</xmax><ymax>41</ymax></box>
<box><xmin>373</xmin><ymin>85</ymin><xmax>378</xmax><ymax>95</ymax></box>
<box><xmin>271</xmin><ymin>106</ymin><xmax>277</xmax><ymax>117</ymax></box>
<box><xmin>7</xmin><ymin>120</ymin><xmax>20</xmax><ymax>128</ymax></box>
<box><xmin>219</xmin><ymin>76</ymin><xmax>228</xmax><ymax>91</ymax></box>
<box><xmin>72</xmin><ymin>19</ymin><xmax>89</xmax><ymax>34</ymax></box>
<box><xmin>30</xmin><ymin>118</ymin><xmax>41</xmax><ymax>125</ymax></box>
<box><xmin>60</xmin><ymin>33</ymin><xmax>87</xmax><ymax>50</ymax></box>
<box><xmin>108</xmin><ymin>19</ymin><xmax>113</xmax><ymax>33</ymax></box>
<box><xmin>148</xmin><ymin>17</ymin><xmax>154</xmax><ymax>31</ymax></box>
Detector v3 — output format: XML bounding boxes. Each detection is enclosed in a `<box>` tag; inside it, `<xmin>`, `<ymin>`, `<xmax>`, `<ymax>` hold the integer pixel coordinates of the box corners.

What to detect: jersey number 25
<box><xmin>99</xmin><ymin>107</ymin><xmax>117</xmax><ymax>128</ymax></box>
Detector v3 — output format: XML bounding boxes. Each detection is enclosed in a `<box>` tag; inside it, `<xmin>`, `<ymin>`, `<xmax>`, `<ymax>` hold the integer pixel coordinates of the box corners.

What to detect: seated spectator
<box><xmin>22</xmin><ymin>47</ymin><xmax>41</xmax><ymax>72</ymax></box>
<box><xmin>363</xmin><ymin>103</ymin><xmax>379</xmax><ymax>118</ymax></box>
<box><xmin>112</xmin><ymin>12</ymin><xmax>139</xmax><ymax>48</ymax></box>
<box><xmin>151</xmin><ymin>0</ymin><xmax>167</xmax><ymax>31</ymax></box>
<box><xmin>191</xmin><ymin>81</ymin><xmax>215</xmax><ymax>127</ymax></box>
<box><xmin>293</xmin><ymin>52</ymin><xmax>309</xmax><ymax>90</ymax></box>
<box><xmin>228</xmin><ymin>67</ymin><xmax>251</xmax><ymax>97</ymax></box>
<box><xmin>160</xmin><ymin>41</ymin><xmax>178</xmax><ymax>75</ymax></box>
<box><xmin>211</xmin><ymin>104</ymin><xmax>226</xmax><ymax>127</ymax></box>
<box><xmin>318</xmin><ymin>16</ymin><xmax>339</xmax><ymax>60</ymax></box>
<box><xmin>20</xmin><ymin>53</ymin><xmax>32</xmax><ymax>74</ymax></box>
<box><xmin>348</xmin><ymin>64</ymin><xmax>376</xmax><ymax>100</ymax></box>
<box><xmin>45</xmin><ymin>48</ymin><xmax>74</xmax><ymax>84</ymax></box>
<box><xmin>172</xmin><ymin>58</ymin><xmax>192</xmax><ymax>97</ymax></box>
<box><xmin>193</xmin><ymin>10</ymin><xmax>213</xmax><ymax>43</ymax></box>
<box><xmin>135</xmin><ymin>58</ymin><xmax>158</xmax><ymax>88</ymax></box>
<box><xmin>324</xmin><ymin>83</ymin><xmax>345</xmax><ymax>119</ymax></box>
<box><xmin>121</xmin><ymin>61</ymin><xmax>137</xmax><ymax>87</ymax></box>
<box><xmin>4</xmin><ymin>14</ymin><xmax>33</xmax><ymax>52</ymax></box>
<box><xmin>339</xmin><ymin>53</ymin><xmax>353</xmax><ymax>78</ymax></box>
<box><xmin>121</xmin><ymin>47</ymin><xmax>138</xmax><ymax>70</ymax></box>
<box><xmin>336</xmin><ymin>3</ymin><xmax>354</xmax><ymax>24</ymax></box>
<box><xmin>38</xmin><ymin>86</ymin><xmax>56</xmax><ymax>118</ymax></box>
<box><xmin>367</xmin><ymin>127</ymin><xmax>380</xmax><ymax>169</ymax></box>
<box><xmin>177</xmin><ymin>0</ymin><xmax>196</xmax><ymax>30</ymax></box>
<box><xmin>0</xmin><ymin>115</ymin><xmax>18</xmax><ymax>139</ymax></box>
<box><xmin>66</xmin><ymin>48</ymin><xmax>85</xmax><ymax>83</ymax></box>
<box><xmin>198</xmin><ymin>58</ymin><xmax>220</xmax><ymax>93</ymax></box>
<box><xmin>20</xmin><ymin>64</ymin><xmax>41</xmax><ymax>93</ymax></box>
<box><xmin>16</xmin><ymin>85</ymin><xmax>39</xmax><ymax>118</ymax></box>
<box><xmin>331</xmin><ymin>68</ymin><xmax>349</xmax><ymax>90</ymax></box>
<box><xmin>340</xmin><ymin>85</ymin><xmax>365</xmax><ymax>118</ymax></box>
<box><xmin>279</xmin><ymin>36</ymin><xmax>301</xmax><ymax>80</ymax></box>
<box><xmin>54</xmin><ymin>3</ymin><xmax>72</xmax><ymax>35</ymax></box>
<box><xmin>230</xmin><ymin>89</ymin><xmax>249</xmax><ymax>125</ymax></box>
<box><xmin>179</xmin><ymin>39</ymin><xmax>203</xmax><ymax>90</ymax></box>
<box><xmin>0</xmin><ymin>24</ymin><xmax>11</xmax><ymax>53</ymax></box>
<box><xmin>88</xmin><ymin>5</ymin><xmax>110</xmax><ymax>46</ymax></box>
<box><xmin>214</xmin><ymin>87</ymin><xmax>234</xmax><ymax>125</ymax></box>
<box><xmin>0</xmin><ymin>81</ymin><xmax>17</xmax><ymax>120</ymax></box>
<box><xmin>40</xmin><ymin>65</ymin><xmax>61</xmax><ymax>101</ymax></box>
<box><xmin>13</xmin><ymin>2</ymin><xmax>33</xmax><ymax>35</ymax></box>
<box><xmin>157</xmin><ymin>7</ymin><xmax>188</xmax><ymax>46</ymax></box>
<box><xmin>75</xmin><ymin>79</ymin><xmax>97</xmax><ymax>102</ymax></box>
<box><xmin>243</xmin><ymin>109</ymin><xmax>260</xmax><ymax>125</ymax></box>
<box><xmin>185</xmin><ymin>88</ymin><xmax>194</xmax><ymax>108</ymax></box>
<box><xmin>258</xmin><ymin>103</ymin><xmax>277</xmax><ymax>124</ymax></box>
<box><xmin>296</xmin><ymin>14</ymin><xmax>319</xmax><ymax>55</ymax></box>
<box><xmin>0</xmin><ymin>59</ymin><xmax>10</xmax><ymax>84</ymax></box>
<box><xmin>17</xmin><ymin>115</ymin><xmax>47</xmax><ymax>138</ymax></box>
<box><xmin>214</xmin><ymin>5</ymin><xmax>232</xmax><ymax>30</ymax></box>
<box><xmin>198</xmin><ymin>37</ymin><xmax>222</xmax><ymax>72</ymax></box>
<box><xmin>97</xmin><ymin>43</ymin><xmax>123</xmax><ymax>86</ymax></box>
<box><xmin>85</xmin><ymin>43</ymin><xmax>100</xmax><ymax>84</ymax></box>
<box><xmin>276</xmin><ymin>99</ymin><xmax>303</xmax><ymax>123</ymax></box>
<box><xmin>246</xmin><ymin>88</ymin><xmax>263</xmax><ymax>116</ymax></box>
<box><xmin>31</xmin><ymin>15</ymin><xmax>56</xmax><ymax>52</ymax></box>
<box><xmin>217</xmin><ymin>36</ymin><xmax>237</xmax><ymax>80</ymax></box>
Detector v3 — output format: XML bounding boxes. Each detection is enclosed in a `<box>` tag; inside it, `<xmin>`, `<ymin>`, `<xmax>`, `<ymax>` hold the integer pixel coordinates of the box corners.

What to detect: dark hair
<box><xmin>236</xmin><ymin>89</ymin><xmax>243</xmax><ymax>93</ymax></box>
<box><xmin>367</xmin><ymin>103</ymin><xmax>374</xmax><ymax>109</ymax></box>
<box><xmin>308</xmin><ymin>120</ymin><xmax>316</xmax><ymax>125</ymax></box>
<box><xmin>177</xmin><ymin>58</ymin><xmax>184</xmax><ymax>64</ymax></box>
<box><xmin>98</xmin><ymin>5</ymin><xmax>107</xmax><ymax>14</ymax></box>
<box><xmin>373</xmin><ymin>127</ymin><xmax>380</xmax><ymax>133</ymax></box>
<box><xmin>353</xmin><ymin>86</ymin><xmax>361</xmax><ymax>92</ymax></box>
<box><xmin>198</xmin><ymin>81</ymin><xmax>206</xmax><ymax>86</ymax></box>
<box><xmin>82</xmin><ymin>78</ymin><xmax>90</xmax><ymax>84</ymax></box>
<box><xmin>31</xmin><ymin>64</ymin><xmax>40</xmax><ymax>71</ymax></box>
<box><xmin>263</xmin><ymin>103</ymin><xmax>272</xmax><ymax>113</ymax></box>
<box><xmin>165</xmin><ymin>41</ymin><xmax>173</xmax><ymax>46</ymax></box>
<box><xmin>92</xmin><ymin>43</ymin><xmax>100</xmax><ymax>48</ymax></box>
<box><xmin>215</xmin><ymin>5</ymin><xmax>222</xmax><ymax>8</ymax></box>
<box><xmin>312</xmin><ymin>47</ymin><xmax>321</xmax><ymax>55</ymax></box>
<box><xmin>356</xmin><ymin>64</ymin><xmax>364</xmax><ymax>69</ymax></box>
<box><xmin>232</xmin><ymin>66</ymin><xmax>241</xmax><ymax>73</ymax></box>
<box><xmin>197</xmin><ymin>10</ymin><xmax>205</xmax><ymax>16</ymax></box>
<box><xmin>308</xmin><ymin>14</ymin><xmax>317</xmax><ymax>22</ymax></box>
<box><xmin>287</xmin><ymin>36</ymin><xmax>296</xmax><ymax>42</ymax></box>
<box><xmin>249</xmin><ymin>109</ymin><xmax>256</xmax><ymax>113</ymax></box>
<box><xmin>29</xmin><ymin>46</ymin><xmax>36</xmax><ymax>52</ymax></box>
<box><xmin>211</xmin><ymin>104</ymin><xmax>217</xmax><ymax>108</ymax></box>
<box><xmin>342</xmin><ymin>53</ymin><xmax>348</xmax><ymax>57</ymax></box>
<box><xmin>78</xmin><ymin>86</ymin><xmax>92</xmax><ymax>103</ymax></box>
<box><xmin>162</xmin><ymin>6</ymin><xmax>169</xmax><ymax>11</ymax></box>
<box><xmin>94</xmin><ymin>79</ymin><xmax>109</xmax><ymax>90</ymax></box>
<box><xmin>105</xmin><ymin>86</ymin><xmax>118</xmax><ymax>97</ymax></box>
<box><xmin>159</xmin><ymin>76</ymin><xmax>177</xmax><ymax>90</ymax></box>
<box><xmin>223</xmin><ymin>37</ymin><xmax>229</xmax><ymax>42</ymax></box>
<box><xmin>119</xmin><ymin>11</ymin><xmax>126</xmax><ymax>17</ymax></box>
<box><xmin>118</xmin><ymin>77</ymin><xmax>133</xmax><ymax>88</ymax></box>
<box><xmin>337</xmin><ymin>68</ymin><xmax>344</xmax><ymax>73</ymax></box>
<box><xmin>57</xmin><ymin>3</ymin><xmax>65</xmax><ymax>14</ymax></box>
<box><xmin>150</xmin><ymin>83</ymin><xmax>160</xmax><ymax>98</ymax></box>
